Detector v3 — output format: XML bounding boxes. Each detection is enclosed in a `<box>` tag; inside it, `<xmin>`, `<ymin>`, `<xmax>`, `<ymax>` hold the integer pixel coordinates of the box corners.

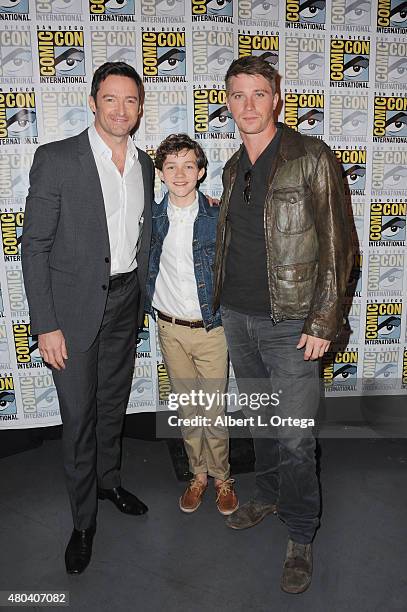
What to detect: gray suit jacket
<box><xmin>22</xmin><ymin>129</ymin><xmax>154</xmax><ymax>352</ymax></box>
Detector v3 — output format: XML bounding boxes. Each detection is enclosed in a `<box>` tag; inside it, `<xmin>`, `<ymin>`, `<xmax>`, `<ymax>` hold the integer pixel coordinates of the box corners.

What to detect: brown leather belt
<box><xmin>157</xmin><ymin>311</ymin><xmax>204</xmax><ymax>329</ymax></box>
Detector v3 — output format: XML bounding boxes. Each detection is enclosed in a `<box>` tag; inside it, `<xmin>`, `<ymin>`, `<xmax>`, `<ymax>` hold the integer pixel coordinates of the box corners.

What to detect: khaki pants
<box><xmin>158</xmin><ymin>318</ymin><xmax>230</xmax><ymax>481</ymax></box>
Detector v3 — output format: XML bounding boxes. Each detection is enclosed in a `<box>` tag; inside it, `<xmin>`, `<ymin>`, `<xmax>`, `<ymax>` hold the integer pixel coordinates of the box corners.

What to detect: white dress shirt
<box><xmin>88</xmin><ymin>124</ymin><xmax>144</xmax><ymax>275</ymax></box>
<box><xmin>152</xmin><ymin>195</ymin><xmax>202</xmax><ymax>320</ymax></box>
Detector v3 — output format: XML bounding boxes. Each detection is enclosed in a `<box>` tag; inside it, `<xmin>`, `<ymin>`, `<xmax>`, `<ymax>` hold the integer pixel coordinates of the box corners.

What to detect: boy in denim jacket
<box><xmin>145</xmin><ymin>134</ymin><xmax>238</xmax><ymax>515</ymax></box>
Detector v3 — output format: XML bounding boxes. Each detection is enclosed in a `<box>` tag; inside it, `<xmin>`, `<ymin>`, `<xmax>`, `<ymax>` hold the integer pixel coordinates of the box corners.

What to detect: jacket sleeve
<box><xmin>21</xmin><ymin>145</ymin><xmax>61</xmax><ymax>336</ymax></box>
<box><xmin>302</xmin><ymin>142</ymin><xmax>354</xmax><ymax>341</ymax></box>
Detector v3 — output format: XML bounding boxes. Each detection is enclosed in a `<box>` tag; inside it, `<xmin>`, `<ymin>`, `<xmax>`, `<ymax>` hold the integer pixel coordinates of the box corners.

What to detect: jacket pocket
<box><xmin>274</xmin><ymin>188</ymin><xmax>313</xmax><ymax>235</ymax></box>
<box><xmin>276</xmin><ymin>261</ymin><xmax>317</xmax><ymax>282</ymax></box>
<box><xmin>275</xmin><ymin>261</ymin><xmax>318</xmax><ymax>315</ymax></box>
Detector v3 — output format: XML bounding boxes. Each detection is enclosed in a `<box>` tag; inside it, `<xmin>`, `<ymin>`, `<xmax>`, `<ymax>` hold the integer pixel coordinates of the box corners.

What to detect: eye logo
<box><xmin>0</xmin><ymin>389</ymin><xmax>16</xmax><ymax>414</ymax></box>
<box><xmin>383</xmin><ymin>165</ymin><xmax>407</xmax><ymax>189</ymax></box>
<box><xmin>323</xmin><ymin>351</ymin><xmax>358</xmax><ymax>388</ymax></box>
<box><xmin>386</xmin><ymin>111</ymin><xmax>407</xmax><ymax>137</ymax></box>
<box><xmin>286</xmin><ymin>0</ymin><xmax>326</xmax><ymax>24</ymax></box>
<box><xmin>191</xmin><ymin>0</ymin><xmax>233</xmax><ymax>19</ymax></box>
<box><xmin>390</xmin><ymin>0</ymin><xmax>407</xmax><ymax>28</ymax></box>
<box><xmin>194</xmin><ymin>88</ymin><xmax>234</xmax><ymax>138</ymax></box>
<box><xmin>89</xmin><ymin>0</ymin><xmax>135</xmax><ymax>16</ymax></box>
<box><xmin>0</xmin><ymin>0</ymin><xmax>28</xmax><ymax>13</ymax></box>
<box><xmin>137</xmin><ymin>316</ymin><xmax>150</xmax><ymax>354</ymax></box>
<box><xmin>250</xmin><ymin>0</ymin><xmax>279</xmax><ymax>19</ymax></box>
<box><xmin>344</xmin><ymin>0</ymin><xmax>371</xmax><ymax>25</ymax></box>
<box><xmin>157</xmin><ymin>47</ymin><xmax>185</xmax><ymax>76</ymax></box>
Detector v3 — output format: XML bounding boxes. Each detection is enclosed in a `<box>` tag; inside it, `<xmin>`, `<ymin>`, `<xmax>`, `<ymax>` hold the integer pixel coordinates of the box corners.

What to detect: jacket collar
<box><xmin>155</xmin><ymin>190</ymin><xmax>210</xmax><ymax>218</ymax></box>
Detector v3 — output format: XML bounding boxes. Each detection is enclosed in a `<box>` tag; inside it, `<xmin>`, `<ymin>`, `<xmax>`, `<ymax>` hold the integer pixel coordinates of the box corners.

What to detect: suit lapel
<box><xmin>77</xmin><ymin>130</ymin><xmax>110</xmax><ymax>251</ymax></box>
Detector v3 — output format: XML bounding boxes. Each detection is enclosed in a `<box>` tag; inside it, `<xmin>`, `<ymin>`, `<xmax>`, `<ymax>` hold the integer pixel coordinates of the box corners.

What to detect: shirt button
<box><xmin>105</xmin><ymin>257</ymin><xmax>110</xmax><ymax>263</ymax></box>
<box><xmin>102</xmin><ymin>284</ymin><xmax>108</xmax><ymax>291</ymax></box>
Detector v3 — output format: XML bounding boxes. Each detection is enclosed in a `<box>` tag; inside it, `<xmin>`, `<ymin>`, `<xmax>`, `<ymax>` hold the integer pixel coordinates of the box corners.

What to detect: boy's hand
<box><xmin>205</xmin><ymin>195</ymin><xmax>220</xmax><ymax>207</ymax></box>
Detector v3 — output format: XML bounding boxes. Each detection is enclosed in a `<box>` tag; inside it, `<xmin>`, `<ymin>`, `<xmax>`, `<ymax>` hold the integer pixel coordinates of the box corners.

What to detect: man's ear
<box><xmin>157</xmin><ymin>169</ymin><xmax>164</xmax><ymax>182</ymax></box>
<box><xmin>198</xmin><ymin>167</ymin><xmax>205</xmax><ymax>181</ymax></box>
<box><xmin>89</xmin><ymin>95</ymin><xmax>96</xmax><ymax>114</ymax></box>
<box><xmin>272</xmin><ymin>92</ymin><xmax>280</xmax><ymax>111</ymax></box>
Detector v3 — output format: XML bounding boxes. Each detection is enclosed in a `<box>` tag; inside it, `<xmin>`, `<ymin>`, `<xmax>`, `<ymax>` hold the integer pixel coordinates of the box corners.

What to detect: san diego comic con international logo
<box><xmin>375</xmin><ymin>39</ymin><xmax>407</xmax><ymax>90</ymax></box>
<box><xmin>333</xmin><ymin>147</ymin><xmax>366</xmax><ymax>195</ymax></box>
<box><xmin>36</xmin><ymin>0</ymin><xmax>83</xmax><ymax>21</ymax></box>
<box><xmin>191</xmin><ymin>0</ymin><xmax>233</xmax><ymax>23</ymax></box>
<box><xmin>331</xmin><ymin>0</ymin><xmax>372</xmax><ymax>31</ymax></box>
<box><xmin>200</xmin><ymin>144</ymin><xmax>237</xmax><ymax>198</ymax></box>
<box><xmin>323</xmin><ymin>350</ymin><xmax>358</xmax><ymax>391</ymax></box>
<box><xmin>285</xmin><ymin>0</ymin><xmax>326</xmax><ymax>29</ymax></box>
<box><xmin>365</xmin><ymin>300</ymin><xmax>402</xmax><ymax>344</ymax></box>
<box><xmin>6</xmin><ymin>266</ymin><xmax>29</xmax><ymax>318</ymax></box>
<box><xmin>37</xmin><ymin>28</ymin><xmax>85</xmax><ymax>83</ymax></box>
<box><xmin>19</xmin><ymin>373</ymin><xmax>59</xmax><ymax>418</ymax></box>
<box><xmin>128</xmin><ymin>363</ymin><xmax>154</xmax><ymax>410</ymax></box>
<box><xmin>157</xmin><ymin>361</ymin><xmax>170</xmax><ymax>403</ymax></box>
<box><xmin>0</xmin><ymin>210</ymin><xmax>23</xmax><ymax>261</ymax></box>
<box><xmin>238</xmin><ymin>0</ymin><xmax>279</xmax><ymax>27</ymax></box>
<box><xmin>369</xmin><ymin>200</ymin><xmax>406</xmax><ymax>246</ymax></box>
<box><xmin>13</xmin><ymin>322</ymin><xmax>43</xmax><ymax>369</ymax></box>
<box><xmin>0</xmin><ymin>28</ymin><xmax>32</xmax><ymax>83</ymax></box>
<box><xmin>91</xmin><ymin>27</ymin><xmax>136</xmax><ymax>70</ymax></box>
<box><xmin>284</xmin><ymin>91</ymin><xmax>324</xmax><ymax>136</ymax></box>
<box><xmin>329</xmin><ymin>92</ymin><xmax>368</xmax><ymax>142</ymax></box>
<box><xmin>142</xmin><ymin>29</ymin><xmax>186</xmax><ymax>82</ymax></box>
<box><xmin>192</xmin><ymin>27</ymin><xmax>233</xmax><ymax>82</ymax></box>
<box><xmin>367</xmin><ymin>251</ymin><xmax>404</xmax><ymax>296</ymax></box>
<box><xmin>0</xmin><ymin>0</ymin><xmax>29</xmax><ymax>19</ymax></box>
<box><xmin>372</xmin><ymin>148</ymin><xmax>407</xmax><ymax>196</ymax></box>
<box><xmin>285</xmin><ymin>34</ymin><xmax>324</xmax><ymax>86</ymax></box>
<box><xmin>238</xmin><ymin>32</ymin><xmax>279</xmax><ymax>68</ymax></box>
<box><xmin>0</xmin><ymin>374</ymin><xmax>16</xmax><ymax>419</ymax></box>
<box><xmin>89</xmin><ymin>0</ymin><xmax>135</xmax><ymax>21</ymax></box>
<box><xmin>330</xmin><ymin>36</ymin><xmax>370</xmax><ymax>88</ymax></box>
<box><xmin>0</xmin><ymin>90</ymin><xmax>37</xmax><ymax>143</ymax></box>
<box><xmin>193</xmin><ymin>86</ymin><xmax>235</xmax><ymax>140</ymax></box>
<box><xmin>363</xmin><ymin>348</ymin><xmax>400</xmax><ymax>392</ymax></box>
<box><xmin>377</xmin><ymin>0</ymin><xmax>407</xmax><ymax>33</ymax></box>
<box><xmin>41</xmin><ymin>88</ymin><xmax>88</xmax><ymax>140</ymax></box>
<box><xmin>0</xmin><ymin>151</ymin><xmax>32</xmax><ymax>203</ymax></box>
<box><xmin>144</xmin><ymin>87</ymin><xmax>187</xmax><ymax>140</ymax></box>
<box><xmin>141</xmin><ymin>0</ymin><xmax>185</xmax><ymax>23</ymax></box>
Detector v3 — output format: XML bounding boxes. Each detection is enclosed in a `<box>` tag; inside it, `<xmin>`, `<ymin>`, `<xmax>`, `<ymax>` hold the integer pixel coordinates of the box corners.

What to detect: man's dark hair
<box><xmin>155</xmin><ymin>133</ymin><xmax>207</xmax><ymax>171</ymax></box>
<box><xmin>90</xmin><ymin>62</ymin><xmax>143</xmax><ymax>102</ymax></box>
<box><xmin>225</xmin><ymin>56</ymin><xmax>278</xmax><ymax>95</ymax></box>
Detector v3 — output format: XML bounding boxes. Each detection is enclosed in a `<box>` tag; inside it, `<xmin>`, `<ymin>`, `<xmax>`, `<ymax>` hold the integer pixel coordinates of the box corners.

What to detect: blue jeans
<box><xmin>221</xmin><ymin>307</ymin><xmax>321</xmax><ymax>544</ymax></box>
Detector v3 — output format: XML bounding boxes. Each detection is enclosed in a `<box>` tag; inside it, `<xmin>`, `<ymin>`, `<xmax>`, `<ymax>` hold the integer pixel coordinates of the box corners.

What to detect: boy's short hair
<box><xmin>155</xmin><ymin>133</ymin><xmax>207</xmax><ymax>171</ymax></box>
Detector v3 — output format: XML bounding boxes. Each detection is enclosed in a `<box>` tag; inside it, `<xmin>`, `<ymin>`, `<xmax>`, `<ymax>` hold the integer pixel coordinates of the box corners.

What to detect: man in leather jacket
<box><xmin>213</xmin><ymin>56</ymin><xmax>353</xmax><ymax>594</ymax></box>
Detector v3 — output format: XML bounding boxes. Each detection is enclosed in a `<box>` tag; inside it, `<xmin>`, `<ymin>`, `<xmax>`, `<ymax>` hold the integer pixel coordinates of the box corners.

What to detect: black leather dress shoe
<box><xmin>65</xmin><ymin>527</ymin><xmax>95</xmax><ymax>574</ymax></box>
<box><xmin>98</xmin><ymin>486</ymin><xmax>148</xmax><ymax>515</ymax></box>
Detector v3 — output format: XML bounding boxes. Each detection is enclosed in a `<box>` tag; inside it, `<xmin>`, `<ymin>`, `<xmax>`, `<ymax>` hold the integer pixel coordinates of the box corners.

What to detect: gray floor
<box><xmin>1</xmin><ymin>436</ymin><xmax>406</xmax><ymax>612</ymax></box>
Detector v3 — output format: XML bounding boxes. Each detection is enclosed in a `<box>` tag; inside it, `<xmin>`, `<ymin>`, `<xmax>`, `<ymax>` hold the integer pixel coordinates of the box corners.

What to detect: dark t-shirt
<box><xmin>221</xmin><ymin>127</ymin><xmax>282</xmax><ymax>315</ymax></box>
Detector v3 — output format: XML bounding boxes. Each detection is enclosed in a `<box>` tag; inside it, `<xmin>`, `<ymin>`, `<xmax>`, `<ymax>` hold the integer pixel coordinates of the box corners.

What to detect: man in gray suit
<box><xmin>22</xmin><ymin>62</ymin><xmax>154</xmax><ymax>574</ymax></box>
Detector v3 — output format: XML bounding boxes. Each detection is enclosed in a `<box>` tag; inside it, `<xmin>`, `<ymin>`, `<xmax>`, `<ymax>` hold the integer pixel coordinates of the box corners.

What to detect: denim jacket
<box><xmin>145</xmin><ymin>190</ymin><xmax>222</xmax><ymax>331</ymax></box>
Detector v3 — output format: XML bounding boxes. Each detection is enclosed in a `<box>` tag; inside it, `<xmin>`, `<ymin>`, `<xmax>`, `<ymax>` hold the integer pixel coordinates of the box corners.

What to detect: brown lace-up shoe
<box><xmin>215</xmin><ymin>478</ymin><xmax>239</xmax><ymax>515</ymax></box>
<box><xmin>179</xmin><ymin>478</ymin><xmax>207</xmax><ymax>513</ymax></box>
<box><xmin>225</xmin><ymin>499</ymin><xmax>277</xmax><ymax>529</ymax></box>
<box><xmin>280</xmin><ymin>539</ymin><xmax>313</xmax><ymax>594</ymax></box>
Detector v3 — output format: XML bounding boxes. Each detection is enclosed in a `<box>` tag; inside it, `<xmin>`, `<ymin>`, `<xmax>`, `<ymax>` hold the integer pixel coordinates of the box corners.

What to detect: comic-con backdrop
<box><xmin>0</xmin><ymin>0</ymin><xmax>406</xmax><ymax>428</ymax></box>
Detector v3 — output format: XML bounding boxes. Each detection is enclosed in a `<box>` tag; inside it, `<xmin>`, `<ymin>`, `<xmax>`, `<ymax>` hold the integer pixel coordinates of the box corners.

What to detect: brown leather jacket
<box><xmin>213</xmin><ymin>124</ymin><xmax>353</xmax><ymax>341</ymax></box>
